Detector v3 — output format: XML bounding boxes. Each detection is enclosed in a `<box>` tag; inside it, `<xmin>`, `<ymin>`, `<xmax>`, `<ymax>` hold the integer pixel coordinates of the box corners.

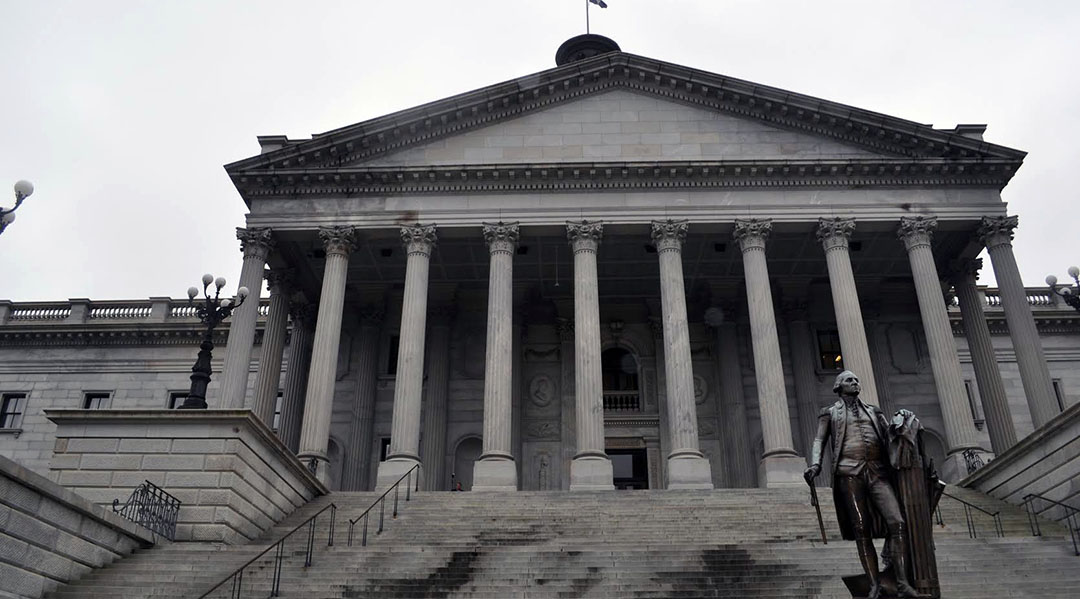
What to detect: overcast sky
<box><xmin>2</xmin><ymin>1</ymin><xmax>1078</xmax><ymax>302</ymax></box>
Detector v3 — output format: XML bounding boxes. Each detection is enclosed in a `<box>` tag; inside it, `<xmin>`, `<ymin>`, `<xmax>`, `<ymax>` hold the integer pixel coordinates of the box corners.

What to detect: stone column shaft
<box><xmin>567</xmin><ymin>221</ymin><xmax>614</xmax><ymax>490</ymax></box>
<box><xmin>712</xmin><ymin>318</ymin><xmax>755</xmax><ymax>487</ymax></box>
<box><xmin>298</xmin><ymin>227</ymin><xmax>356</xmax><ymax>485</ymax></box>
<box><xmin>252</xmin><ymin>270</ymin><xmax>292</xmax><ymax>428</ymax></box>
<box><xmin>219</xmin><ymin>227</ymin><xmax>274</xmax><ymax>409</ymax></box>
<box><xmin>733</xmin><ymin>219</ymin><xmax>803</xmax><ymax>487</ymax></box>
<box><xmin>787</xmin><ymin>314</ymin><xmax>820</xmax><ymax>457</ymax></box>
<box><xmin>818</xmin><ymin>218</ymin><xmax>879</xmax><ymax>406</ymax></box>
<box><xmin>952</xmin><ymin>259</ymin><xmax>1017</xmax><ymax>453</ymax></box>
<box><xmin>979</xmin><ymin>216</ymin><xmax>1059</xmax><ymax>428</ymax></box>
<box><xmin>474</xmin><ymin>222</ymin><xmax>519</xmax><ymax>491</ymax></box>
<box><xmin>377</xmin><ymin>224</ymin><xmax>437</xmax><ymax>489</ymax></box>
<box><xmin>899</xmin><ymin>217</ymin><xmax>981</xmax><ymax>480</ymax></box>
<box><xmin>420</xmin><ymin>313</ymin><xmax>452</xmax><ymax>491</ymax></box>
<box><xmin>652</xmin><ymin>220</ymin><xmax>712</xmax><ymax>489</ymax></box>
<box><xmin>341</xmin><ymin>309</ymin><xmax>383</xmax><ymax>491</ymax></box>
<box><xmin>279</xmin><ymin>304</ymin><xmax>315</xmax><ymax>454</ymax></box>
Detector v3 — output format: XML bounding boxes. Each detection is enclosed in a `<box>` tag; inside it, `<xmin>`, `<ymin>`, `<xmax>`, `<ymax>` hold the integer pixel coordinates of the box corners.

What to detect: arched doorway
<box><xmin>602</xmin><ymin>347</ymin><xmax>640</xmax><ymax>411</ymax></box>
<box><xmin>452</xmin><ymin>436</ymin><xmax>483</xmax><ymax>491</ymax></box>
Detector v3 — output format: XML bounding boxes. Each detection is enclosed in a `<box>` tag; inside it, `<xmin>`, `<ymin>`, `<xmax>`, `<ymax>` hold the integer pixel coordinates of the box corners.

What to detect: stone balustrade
<box><xmin>0</xmin><ymin>297</ymin><xmax>272</xmax><ymax>326</ymax></box>
<box><xmin>603</xmin><ymin>391</ymin><xmax>641</xmax><ymax>412</ymax></box>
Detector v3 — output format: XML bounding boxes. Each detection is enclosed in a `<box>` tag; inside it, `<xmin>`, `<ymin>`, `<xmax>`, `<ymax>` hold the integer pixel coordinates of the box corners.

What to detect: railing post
<box><xmin>1069</xmin><ymin>512</ymin><xmax>1080</xmax><ymax>556</ymax></box>
<box><xmin>348</xmin><ymin>521</ymin><xmax>354</xmax><ymax>547</ymax></box>
<box><xmin>271</xmin><ymin>539</ymin><xmax>284</xmax><ymax>597</ymax></box>
<box><xmin>305</xmin><ymin>515</ymin><xmax>316</xmax><ymax>567</ymax></box>
<box><xmin>406</xmin><ymin>470</ymin><xmax>412</xmax><ymax>502</ymax></box>
<box><xmin>378</xmin><ymin>497</ymin><xmax>385</xmax><ymax>535</ymax></box>
<box><xmin>328</xmin><ymin>505</ymin><xmax>336</xmax><ymax>547</ymax></box>
<box><xmin>393</xmin><ymin>483</ymin><xmax>400</xmax><ymax>519</ymax></box>
<box><xmin>363</xmin><ymin>512</ymin><xmax>369</xmax><ymax>546</ymax></box>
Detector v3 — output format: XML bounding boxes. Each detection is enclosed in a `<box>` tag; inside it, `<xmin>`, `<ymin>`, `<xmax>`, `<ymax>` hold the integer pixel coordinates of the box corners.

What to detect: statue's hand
<box><xmin>803</xmin><ymin>464</ymin><xmax>821</xmax><ymax>483</ymax></box>
<box><xmin>896</xmin><ymin>408</ymin><xmax>914</xmax><ymax>419</ymax></box>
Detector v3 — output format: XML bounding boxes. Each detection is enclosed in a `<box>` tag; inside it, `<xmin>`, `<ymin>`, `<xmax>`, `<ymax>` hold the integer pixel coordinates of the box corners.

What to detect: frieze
<box><xmin>528</xmin><ymin>374</ymin><xmax>557</xmax><ymax>408</ymax></box>
<box><xmin>525</xmin><ymin>421</ymin><xmax>560</xmax><ymax>440</ymax></box>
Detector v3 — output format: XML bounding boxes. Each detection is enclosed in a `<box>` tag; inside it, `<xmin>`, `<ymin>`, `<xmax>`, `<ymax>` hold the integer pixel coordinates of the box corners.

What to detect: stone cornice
<box><xmin>0</xmin><ymin>324</ymin><xmax>268</xmax><ymax>348</ymax></box>
<box><xmin>950</xmin><ymin>311</ymin><xmax>1080</xmax><ymax>336</ymax></box>
<box><xmin>230</xmin><ymin>157</ymin><xmax>1019</xmax><ymax>199</ymax></box>
<box><xmin>226</xmin><ymin>53</ymin><xmax>1025</xmax><ymax>200</ymax></box>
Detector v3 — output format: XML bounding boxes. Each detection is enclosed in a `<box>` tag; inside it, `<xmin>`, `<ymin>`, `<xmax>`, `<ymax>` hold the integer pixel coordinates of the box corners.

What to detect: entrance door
<box><xmin>453</xmin><ymin>437</ymin><xmax>482</xmax><ymax>491</ymax></box>
<box><xmin>609</xmin><ymin>448</ymin><xmax>649</xmax><ymax>489</ymax></box>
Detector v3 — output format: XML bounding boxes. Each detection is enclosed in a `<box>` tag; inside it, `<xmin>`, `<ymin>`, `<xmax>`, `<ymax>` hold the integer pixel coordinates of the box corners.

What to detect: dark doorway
<box><xmin>609</xmin><ymin>448</ymin><xmax>649</xmax><ymax>489</ymax></box>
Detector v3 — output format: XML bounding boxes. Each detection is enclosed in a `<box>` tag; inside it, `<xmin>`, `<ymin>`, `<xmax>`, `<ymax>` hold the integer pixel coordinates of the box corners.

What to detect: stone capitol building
<box><xmin>2</xmin><ymin>35</ymin><xmax>1078</xmax><ymax>501</ymax></box>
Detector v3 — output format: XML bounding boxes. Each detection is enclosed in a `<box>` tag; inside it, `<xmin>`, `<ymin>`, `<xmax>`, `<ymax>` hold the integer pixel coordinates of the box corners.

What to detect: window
<box><xmin>272</xmin><ymin>391</ymin><xmax>284</xmax><ymax>433</ymax></box>
<box><xmin>1053</xmin><ymin>379</ymin><xmax>1067</xmax><ymax>412</ymax></box>
<box><xmin>1</xmin><ymin>393</ymin><xmax>27</xmax><ymax>429</ymax></box>
<box><xmin>964</xmin><ymin>380</ymin><xmax>984</xmax><ymax>430</ymax></box>
<box><xmin>83</xmin><ymin>392</ymin><xmax>111</xmax><ymax>410</ymax></box>
<box><xmin>817</xmin><ymin>330</ymin><xmax>843</xmax><ymax>370</ymax></box>
<box><xmin>380</xmin><ymin>438</ymin><xmax>392</xmax><ymax>461</ymax></box>
<box><xmin>386</xmin><ymin>335</ymin><xmax>400</xmax><ymax>375</ymax></box>
<box><xmin>168</xmin><ymin>392</ymin><xmax>188</xmax><ymax>409</ymax></box>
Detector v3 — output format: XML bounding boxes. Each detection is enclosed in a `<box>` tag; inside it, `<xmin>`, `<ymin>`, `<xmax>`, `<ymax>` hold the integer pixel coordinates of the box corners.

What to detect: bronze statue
<box><xmin>804</xmin><ymin>370</ymin><xmax>928</xmax><ymax>599</ymax></box>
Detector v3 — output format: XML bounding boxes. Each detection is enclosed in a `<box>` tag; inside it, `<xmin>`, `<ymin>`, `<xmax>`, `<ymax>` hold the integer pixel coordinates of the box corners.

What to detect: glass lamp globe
<box><xmin>220</xmin><ymin>298</ymin><xmax>232</xmax><ymax>308</ymax></box>
<box><xmin>214</xmin><ymin>277</ymin><xmax>226</xmax><ymax>289</ymax></box>
<box><xmin>1069</xmin><ymin>266</ymin><xmax>1080</xmax><ymax>279</ymax></box>
<box><xmin>13</xmin><ymin>180</ymin><xmax>33</xmax><ymax>199</ymax></box>
<box><xmin>1</xmin><ymin>212</ymin><xmax>14</xmax><ymax>226</ymax></box>
<box><xmin>202</xmin><ymin>273</ymin><xmax>214</xmax><ymax>286</ymax></box>
<box><xmin>237</xmin><ymin>286</ymin><xmax>250</xmax><ymax>299</ymax></box>
<box><xmin>187</xmin><ymin>286</ymin><xmax>199</xmax><ymax>299</ymax></box>
<box><xmin>1047</xmin><ymin>275</ymin><xmax>1059</xmax><ymax>287</ymax></box>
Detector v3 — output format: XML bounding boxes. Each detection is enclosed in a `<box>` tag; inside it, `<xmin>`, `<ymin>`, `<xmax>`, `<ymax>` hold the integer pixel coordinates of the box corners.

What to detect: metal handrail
<box><xmin>197</xmin><ymin>501</ymin><xmax>338</xmax><ymax>598</ymax></box>
<box><xmin>935</xmin><ymin>490</ymin><xmax>1003</xmax><ymax>539</ymax></box>
<box><xmin>1022</xmin><ymin>492</ymin><xmax>1080</xmax><ymax>556</ymax></box>
<box><xmin>347</xmin><ymin>463</ymin><xmax>421</xmax><ymax>547</ymax></box>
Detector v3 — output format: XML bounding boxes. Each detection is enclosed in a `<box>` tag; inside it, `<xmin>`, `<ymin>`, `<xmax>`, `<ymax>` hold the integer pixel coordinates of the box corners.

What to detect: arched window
<box><xmin>602</xmin><ymin>347</ymin><xmax>640</xmax><ymax>411</ymax></box>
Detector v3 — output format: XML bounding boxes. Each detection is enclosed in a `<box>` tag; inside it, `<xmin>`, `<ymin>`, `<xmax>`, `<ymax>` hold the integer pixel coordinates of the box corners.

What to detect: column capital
<box><xmin>948</xmin><ymin>258</ymin><xmax>983</xmax><ymax>285</ymax></box>
<box><xmin>318</xmin><ymin>226</ymin><xmax>358</xmax><ymax>256</ymax></box>
<box><xmin>358</xmin><ymin>304</ymin><xmax>385</xmax><ymax>327</ymax></box>
<box><xmin>650</xmin><ymin>219</ymin><xmax>688</xmax><ymax>253</ymax></box>
<box><xmin>482</xmin><ymin>221</ymin><xmax>520</xmax><ymax>255</ymax></box>
<box><xmin>733</xmin><ymin>218</ymin><xmax>772</xmax><ymax>252</ymax></box>
<box><xmin>236</xmin><ymin>227</ymin><xmax>275</xmax><ymax>259</ymax></box>
<box><xmin>566</xmin><ymin>220</ymin><xmax>603</xmax><ymax>253</ymax></box>
<box><xmin>289</xmin><ymin>302</ymin><xmax>318</xmax><ymax>329</ymax></box>
<box><xmin>400</xmin><ymin>223</ymin><xmax>437</xmax><ymax>256</ymax></box>
<box><xmin>977</xmin><ymin>215</ymin><xmax>1019</xmax><ymax>249</ymax></box>
<box><xmin>265</xmin><ymin>268</ymin><xmax>294</xmax><ymax>296</ymax></box>
<box><xmin>898</xmin><ymin>216</ymin><xmax>938</xmax><ymax>251</ymax></box>
<box><xmin>816</xmin><ymin>217</ymin><xmax>856</xmax><ymax>252</ymax></box>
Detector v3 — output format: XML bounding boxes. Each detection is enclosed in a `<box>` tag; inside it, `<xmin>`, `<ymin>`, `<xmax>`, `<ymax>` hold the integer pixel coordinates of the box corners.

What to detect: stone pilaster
<box><xmin>219</xmin><ymin>227</ymin><xmax>274</xmax><ymax>409</ymax></box>
<box><xmin>341</xmin><ymin>306</ymin><xmax>383</xmax><ymax>491</ymax></box>
<box><xmin>252</xmin><ymin>269</ymin><xmax>293</xmax><ymax>429</ymax></box>
<box><xmin>950</xmin><ymin>259</ymin><xmax>1017</xmax><ymax>454</ymax></box>
<box><xmin>652</xmin><ymin>220</ymin><xmax>712</xmax><ymax>489</ymax></box>
<box><xmin>706</xmin><ymin>303</ymin><xmax>755</xmax><ymax>488</ymax></box>
<box><xmin>733</xmin><ymin>219</ymin><xmax>803</xmax><ymax>487</ymax></box>
<box><xmin>298</xmin><ymin>226</ymin><xmax>357</xmax><ymax>485</ymax></box>
<box><xmin>566</xmin><ymin>220</ymin><xmax>614</xmax><ymax>490</ymax></box>
<box><xmin>817</xmin><ymin>217</ymin><xmax>879</xmax><ymax>406</ymax></box>
<box><xmin>420</xmin><ymin>305</ymin><xmax>453</xmax><ymax>491</ymax></box>
<box><xmin>899</xmin><ymin>217</ymin><xmax>984</xmax><ymax>480</ymax></box>
<box><xmin>474</xmin><ymin>222</ymin><xmax>520</xmax><ymax>491</ymax></box>
<box><xmin>377</xmin><ymin>224</ymin><xmax>437</xmax><ymax>489</ymax></box>
<box><xmin>279</xmin><ymin>303</ymin><xmax>315</xmax><ymax>454</ymax></box>
<box><xmin>978</xmin><ymin>216</ymin><xmax>1059</xmax><ymax>428</ymax></box>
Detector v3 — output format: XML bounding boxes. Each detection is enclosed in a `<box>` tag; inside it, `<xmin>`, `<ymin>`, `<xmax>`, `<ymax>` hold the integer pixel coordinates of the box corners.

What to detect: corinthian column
<box><xmin>733</xmin><ymin>219</ymin><xmax>803</xmax><ymax>487</ymax></box>
<box><xmin>473</xmin><ymin>222</ymin><xmax>520</xmax><ymax>491</ymax></box>
<box><xmin>298</xmin><ymin>226</ymin><xmax>356</xmax><ymax>485</ymax></box>
<box><xmin>252</xmin><ymin>269</ymin><xmax>292</xmax><ymax>428</ymax></box>
<box><xmin>817</xmin><ymin>218</ymin><xmax>879</xmax><ymax>406</ymax></box>
<box><xmin>899</xmin><ymin>217</ymin><xmax>983</xmax><ymax>480</ymax></box>
<box><xmin>219</xmin><ymin>227</ymin><xmax>274</xmax><ymax>409</ymax></box>
<box><xmin>566</xmin><ymin>220</ymin><xmax>614</xmax><ymax>490</ymax></box>
<box><xmin>420</xmin><ymin>305</ymin><xmax>453</xmax><ymax>491</ymax></box>
<box><xmin>376</xmin><ymin>224</ymin><xmax>437</xmax><ymax>489</ymax></box>
<box><xmin>652</xmin><ymin>220</ymin><xmax>713</xmax><ymax>489</ymax></box>
<box><xmin>341</xmin><ymin>306</ymin><xmax>383</xmax><ymax>491</ymax></box>
<box><xmin>279</xmin><ymin>303</ymin><xmax>315</xmax><ymax>453</ymax></box>
<box><xmin>950</xmin><ymin>258</ymin><xmax>1017</xmax><ymax>453</ymax></box>
<box><xmin>978</xmin><ymin>216</ymin><xmax>1059</xmax><ymax>428</ymax></box>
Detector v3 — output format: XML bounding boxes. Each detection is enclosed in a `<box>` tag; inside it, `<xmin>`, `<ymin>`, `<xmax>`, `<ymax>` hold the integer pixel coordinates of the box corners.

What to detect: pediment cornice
<box><xmin>225</xmin><ymin>52</ymin><xmax>1026</xmax><ymax>196</ymax></box>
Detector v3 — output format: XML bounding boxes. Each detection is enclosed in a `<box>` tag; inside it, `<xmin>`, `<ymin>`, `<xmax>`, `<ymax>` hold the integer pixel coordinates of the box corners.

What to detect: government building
<box><xmin>2</xmin><ymin>35</ymin><xmax>1078</xmax><ymax>498</ymax></box>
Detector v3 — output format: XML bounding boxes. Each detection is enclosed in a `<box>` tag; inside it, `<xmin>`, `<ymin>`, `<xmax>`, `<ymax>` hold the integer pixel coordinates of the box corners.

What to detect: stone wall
<box><xmin>0</xmin><ymin>453</ymin><xmax>153</xmax><ymax>598</ymax></box>
<box><xmin>46</xmin><ymin>409</ymin><xmax>326</xmax><ymax>544</ymax></box>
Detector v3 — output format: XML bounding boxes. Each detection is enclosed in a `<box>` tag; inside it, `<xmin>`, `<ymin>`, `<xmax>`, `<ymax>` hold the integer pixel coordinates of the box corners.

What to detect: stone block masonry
<box><xmin>45</xmin><ymin>409</ymin><xmax>327</xmax><ymax>545</ymax></box>
<box><xmin>0</xmin><ymin>453</ymin><xmax>153</xmax><ymax>598</ymax></box>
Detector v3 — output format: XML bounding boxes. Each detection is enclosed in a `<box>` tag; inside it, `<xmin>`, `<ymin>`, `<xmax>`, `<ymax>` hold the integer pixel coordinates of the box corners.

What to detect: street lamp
<box><xmin>176</xmin><ymin>274</ymin><xmax>250</xmax><ymax>409</ymax></box>
<box><xmin>1046</xmin><ymin>266</ymin><xmax>1080</xmax><ymax>314</ymax></box>
<box><xmin>0</xmin><ymin>180</ymin><xmax>34</xmax><ymax>236</ymax></box>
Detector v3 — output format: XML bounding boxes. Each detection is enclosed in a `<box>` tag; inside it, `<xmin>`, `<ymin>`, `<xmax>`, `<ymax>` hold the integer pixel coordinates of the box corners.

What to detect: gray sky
<box><xmin>2</xmin><ymin>1</ymin><xmax>1078</xmax><ymax>302</ymax></box>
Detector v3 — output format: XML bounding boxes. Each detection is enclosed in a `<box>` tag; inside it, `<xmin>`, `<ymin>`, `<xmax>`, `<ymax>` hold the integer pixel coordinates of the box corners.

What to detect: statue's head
<box><xmin>832</xmin><ymin>370</ymin><xmax>861</xmax><ymax>397</ymax></box>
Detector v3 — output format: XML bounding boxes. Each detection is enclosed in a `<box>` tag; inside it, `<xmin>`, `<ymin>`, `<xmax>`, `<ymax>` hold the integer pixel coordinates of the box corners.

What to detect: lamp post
<box><xmin>1046</xmin><ymin>266</ymin><xmax>1080</xmax><ymax>314</ymax></box>
<box><xmin>0</xmin><ymin>180</ymin><xmax>34</xmax><ymax>236</ymax></box>
<box><xmin>177</xmin><ymin>274</ymin><xmax>250</xmax><ymax>409</ymax></box>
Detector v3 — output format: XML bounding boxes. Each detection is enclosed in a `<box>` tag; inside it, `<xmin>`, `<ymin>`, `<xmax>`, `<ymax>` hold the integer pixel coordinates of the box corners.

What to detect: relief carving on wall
<box><xmin>537</xmin><ymin>451</ymin><xmax>551</xmax><ymax>491</ymax></box>
<box><xmin>693</xmin><ymin>374</ymin><xmax>708</xmax><ymax>405</ymax></box>
<box><xmin>524</xmin><ymin>346</ymin><xmax>560</xmax><ymax>362</ymax></box>
<box><xmin>528</xmin><ymin>374</ymin><xmax>556</xmax><ymax>408</ymax></box>
<box><xmin>525</xmin><ymin>421</ymin><xmax>560</xmax><ymax>440</ymax></box>
<box><xmin>698</xmin><ymin>418</ymin><xmax>718</xmax><ymax>439</ymax></box>
<box><xmin>887</xmin><ymin>324</ymin><xmax>923</xmax><ymax>374</ymax></box>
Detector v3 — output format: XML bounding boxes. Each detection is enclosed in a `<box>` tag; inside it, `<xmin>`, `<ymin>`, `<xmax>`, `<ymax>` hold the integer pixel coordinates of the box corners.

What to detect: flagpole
<box><xmin>586</xmin><ymin>0</ymin><xmax>590</xmax><ymax>34</ymax></box>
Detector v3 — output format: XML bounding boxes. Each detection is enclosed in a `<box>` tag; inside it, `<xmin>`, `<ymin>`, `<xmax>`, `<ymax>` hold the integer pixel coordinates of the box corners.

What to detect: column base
<box><xmin>296</xmin><ymin>453</ymin><xmax>332</xmax><ymax>487</ymax></box>
<box><xmin>471</xmin><ymin>457</ymin><xmax>518</xmax><ymax>492</ymax></box>
<box><xmin>375</xmin><ymin>457</ymin><xmax>423</xmax><ymax>493</ymax></box>
<box><xmin>569</xmin><ymin>455</ymin><xmax>615</xmax><ymax>491</ymax></box>
<box><xmin>666</xmin><ymin>454</ymin><xmax>715</xmax><ymax>489</ymax></box>
<box><xmin>941</xmin><ymin>448</ymin><xmax>993</xmax><ymax>483</ymax></box>
<box><xmin>758</xmin><ymin>452</ymin><xmax>807</xmax><ymax>488</ymax></box>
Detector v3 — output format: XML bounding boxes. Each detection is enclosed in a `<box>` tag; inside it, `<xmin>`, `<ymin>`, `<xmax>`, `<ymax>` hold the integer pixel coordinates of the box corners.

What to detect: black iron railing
<box><xmin>112</xmin><ymin>480</ymin><xmax>180</xmax><ymax>541</ymax></box>
<box><xmin>197</xmin><ymin>502</ymin><xmax>337</xmax><ymax>598</ymax></box>
<box><xmin>347</xmin><ymin>463</ymin><xmax>421</xmax><ymax>547</ymax></box>
<box><xmin>934</xmin><ymin>490</ymin><xmax>1003</xmax><ymax>539</ymax></box>
<box><xmin>1022</xmin><ymin>492</ymin><xmax>1080</xmax><ymax>556</ymax></box>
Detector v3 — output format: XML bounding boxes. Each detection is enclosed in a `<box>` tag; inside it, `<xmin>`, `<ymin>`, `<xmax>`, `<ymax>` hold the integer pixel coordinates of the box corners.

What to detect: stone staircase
<box><xmin>45</xmin><ymin>486</ymin><xmax>1080</xmax><ymax>598</ymax></box>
